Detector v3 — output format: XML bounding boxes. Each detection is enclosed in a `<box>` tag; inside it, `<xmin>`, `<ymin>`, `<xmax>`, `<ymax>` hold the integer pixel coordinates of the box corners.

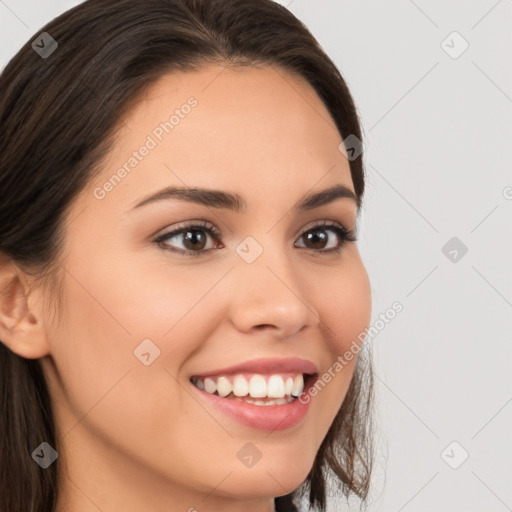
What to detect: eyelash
<box><xmin>153</xmin><ymin>220</ymin><xmax>357</xmax><ymax>257</ymax></box>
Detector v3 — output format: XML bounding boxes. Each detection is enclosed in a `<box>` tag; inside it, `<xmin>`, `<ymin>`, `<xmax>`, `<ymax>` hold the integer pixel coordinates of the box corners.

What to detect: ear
<box><xmin>0</xmin><ymin>252</ymin><xmax>51</xmax><ymax>359</ymax></box>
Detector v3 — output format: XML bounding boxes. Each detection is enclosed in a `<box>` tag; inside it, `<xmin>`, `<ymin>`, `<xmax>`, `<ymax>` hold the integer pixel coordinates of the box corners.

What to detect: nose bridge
<box><xmin>228</xmin><ymin>235</ymin><xmax>319</xmax><ymax>336</ymax></box>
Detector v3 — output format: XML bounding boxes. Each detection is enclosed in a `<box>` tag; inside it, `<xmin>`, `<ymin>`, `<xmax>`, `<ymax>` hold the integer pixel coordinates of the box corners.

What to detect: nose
<box><xmin>227</xmin><ymin>249</ymin><xmax>320</xmax><ymax>339</ymax></box>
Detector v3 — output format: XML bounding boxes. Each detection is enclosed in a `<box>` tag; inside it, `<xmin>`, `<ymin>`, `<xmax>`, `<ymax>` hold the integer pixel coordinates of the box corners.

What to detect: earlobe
<box><xmin>0</xmin><ymin>253</ymin><xmax>51</xmax><ymax>359</ymax></box>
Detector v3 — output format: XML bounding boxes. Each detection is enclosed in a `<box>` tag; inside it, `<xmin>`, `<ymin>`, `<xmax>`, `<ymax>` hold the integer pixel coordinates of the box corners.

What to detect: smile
<box><xmin>190</xmin><ymin>372</ymin><xmax>306</xmax><ymax>405</ymax></box>
<box><xmin>189</xmin><ymin>358</ymin><xmax>318</xmax><ymax>430</ymax></box>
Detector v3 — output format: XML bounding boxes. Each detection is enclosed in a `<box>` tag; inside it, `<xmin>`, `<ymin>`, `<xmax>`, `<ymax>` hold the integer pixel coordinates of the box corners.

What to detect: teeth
<box><xmin>192</xmin><ymin>372</ymin><xmax>307</xmax><ymax>401</ymax></box>
<box><xmin>233</xmin><ymin>374</ymin><xmax>249</xmax><ymax>397</ymax></box>
<box><xmin>203</xmin><ymin>378</ymin><xmax>216</xmax><ymax>394</ymax></box>
<box><xmin>248</xmin><ymin>375</ymin><xmax>267</xmax><ymax>397</ymax></box>
<box><xmin>285</xmin><ymin>377</ymin><xmax>293</xmax><ymax>396</ymax></box>
<box><xmin>291</xmin><ymin>374</ymin><xmax>304</xmax><ymax>397</ymax></box>
<box><xmin>216</xmin><ymin>376</ymin><xmax>232</xmax><ymax>397</ymax></box>
<box><xmin>267</xmin><ymin>375</ymin><xmax>285</xmax><ymax>398</ymax></box>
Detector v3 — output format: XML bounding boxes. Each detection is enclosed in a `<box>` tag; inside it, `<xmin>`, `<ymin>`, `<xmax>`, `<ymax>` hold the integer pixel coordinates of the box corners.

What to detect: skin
<box><xmin>0</xmin><ymin>63</ymin><xmax>371</xmax><ymax>512</ymax></box>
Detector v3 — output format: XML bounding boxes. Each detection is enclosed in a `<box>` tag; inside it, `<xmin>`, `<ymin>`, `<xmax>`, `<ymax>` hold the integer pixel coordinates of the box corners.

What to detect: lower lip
<box><xmin>189</xmin><ymin>376</ymin><xmax>316</xmax><ymax>431</ymax></box>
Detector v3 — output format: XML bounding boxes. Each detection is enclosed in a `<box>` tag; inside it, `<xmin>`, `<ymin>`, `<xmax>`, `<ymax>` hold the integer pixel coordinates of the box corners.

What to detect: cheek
<box><xmin>45</xmin><ymin>268</ymin><xmax>138</xmax><ymax>432</ymax></box>
<box><xmin>305</xmin><ymin>256</ymin><xmax>371</xmax><ymax>431</ymax></box>
<box><xmin>105</xmin><ymin>259</ymin><xmax>233</xmax><ymax>365</ymax></box>
<box><xmin>317</xmin><ymin>255</ymin><xmax>372</xmax><ymax>354</ymax></box>
<box><xmin>46</xmin><ymin>264</ymin><xmax>230</xmax><ymax>489</ymax></box>
<box><xmin>60</xmin><ymin>249</ymin><xmax>230</xmax><ymax>362</ymax></box>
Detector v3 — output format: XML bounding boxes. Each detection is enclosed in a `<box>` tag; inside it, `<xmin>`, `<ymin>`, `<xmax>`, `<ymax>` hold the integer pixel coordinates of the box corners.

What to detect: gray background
<box><xmin>1</xmin><ymin>1</ymin><xmax>511</xmax><ymax>510</ymax></box>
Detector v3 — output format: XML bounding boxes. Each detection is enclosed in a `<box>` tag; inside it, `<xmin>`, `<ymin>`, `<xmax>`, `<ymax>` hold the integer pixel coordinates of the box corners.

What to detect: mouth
<box><xmin>190</xmin><ymin>372</ymin><xmax>316</xmax><ymax>405</ymax></box>
<box><xmin>188</xmin><ymin>358</ymin><xmax>318</xmax><ymax>431</ymax></box>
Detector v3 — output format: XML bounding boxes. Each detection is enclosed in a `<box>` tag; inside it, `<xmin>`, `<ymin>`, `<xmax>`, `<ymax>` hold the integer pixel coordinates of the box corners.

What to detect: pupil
<box><xmin>306</xmin><ymin>230</ymin><xmax>327</xmax><ymax>249</ymax></box>
<box><xmin>184</xmin><ymin>230</ymin><xmax>206</xmax><ymax>250</ymax></box>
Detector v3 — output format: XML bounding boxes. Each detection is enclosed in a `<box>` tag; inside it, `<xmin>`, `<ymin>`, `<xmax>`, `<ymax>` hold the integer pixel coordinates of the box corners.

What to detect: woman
<box><xmin>0</xmin><ymin>1</ymin><xmax>374</xmax><ymax>510</ymax></box>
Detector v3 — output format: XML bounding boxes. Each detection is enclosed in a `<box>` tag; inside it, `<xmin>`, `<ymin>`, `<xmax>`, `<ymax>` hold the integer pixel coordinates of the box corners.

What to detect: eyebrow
<box><xmin>129</xmin><ymin>183</ymin><xmax>359</xmax><ymax>212</ymax></box>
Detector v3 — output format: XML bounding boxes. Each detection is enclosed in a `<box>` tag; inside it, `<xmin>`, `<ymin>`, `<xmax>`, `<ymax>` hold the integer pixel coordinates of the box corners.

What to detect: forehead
<box><xmin>128</xmin><ymin>63</ymin><xmax>333</xmax><ymax>132</ymax></box>
<box><xmin>84</xmin><ymin>64</ymin><xmax>354</xmax><ymax>213</ymax></box>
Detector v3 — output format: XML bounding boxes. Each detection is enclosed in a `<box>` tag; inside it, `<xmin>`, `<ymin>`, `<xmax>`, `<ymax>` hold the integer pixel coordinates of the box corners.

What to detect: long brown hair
<box><xmin>0</xmin><ymin>1</ymin><xmax>374</xmax><ymax>510</ymax></box>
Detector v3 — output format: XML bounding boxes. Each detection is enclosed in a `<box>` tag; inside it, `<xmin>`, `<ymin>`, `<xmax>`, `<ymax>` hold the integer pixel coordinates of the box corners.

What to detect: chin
<box><xmin>217</xmin><ymin>452</ymin><xmax>314</xmax><ymax>499</ymax></box>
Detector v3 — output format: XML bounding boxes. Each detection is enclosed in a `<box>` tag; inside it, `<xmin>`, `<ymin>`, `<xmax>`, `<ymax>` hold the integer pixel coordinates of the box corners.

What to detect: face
<box><xmin>39</xmin><ymin>64</ymin><xmax>372</xmax><ymax>511</ymax></box>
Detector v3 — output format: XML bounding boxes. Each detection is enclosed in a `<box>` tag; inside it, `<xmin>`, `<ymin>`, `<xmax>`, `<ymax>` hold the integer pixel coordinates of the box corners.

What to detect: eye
<box><xmin>154</xmin><ymin>220</ymin><xmax>357</xmax><ymax>256</ymax></box>
<box><xmin>294</xmin><ymin>221</ymin><xmax>357</xmax><ymax>254</ymax></box>
<box><xmin>154</xmin><ymin>220</ymin><xmax>222</xmax><ymax>256</ymax></box>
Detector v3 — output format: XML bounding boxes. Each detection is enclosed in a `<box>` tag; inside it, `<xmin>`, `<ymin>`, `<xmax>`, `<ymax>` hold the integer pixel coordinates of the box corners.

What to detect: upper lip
<box><xmin>191</xmin><ymin>357</ymin><xmax>318</xmax><ymax>378</ymax></box>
